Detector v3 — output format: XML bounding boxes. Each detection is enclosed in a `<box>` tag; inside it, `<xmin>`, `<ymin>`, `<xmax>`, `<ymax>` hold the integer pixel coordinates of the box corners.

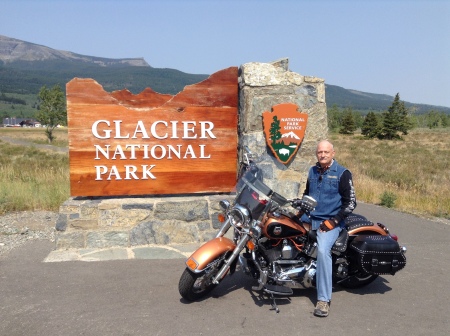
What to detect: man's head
<box><xmin>316</xmin><ymin>140</ymin><xmax>335</xmax><ymax>168</ymax></box>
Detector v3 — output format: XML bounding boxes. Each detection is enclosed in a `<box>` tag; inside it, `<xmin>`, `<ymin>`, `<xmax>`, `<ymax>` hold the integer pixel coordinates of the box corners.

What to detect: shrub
<box><xmin>380</xmin><ymin>191</ymin><xmax>397</xmax><ymax>208</ymax></box>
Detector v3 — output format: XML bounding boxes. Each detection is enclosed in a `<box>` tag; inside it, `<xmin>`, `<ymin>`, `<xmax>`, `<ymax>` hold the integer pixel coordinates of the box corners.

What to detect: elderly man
<box><xmin>302</xmin><ymin>140</ymin><xmax>356</xmax><ymax>317</ymax></box>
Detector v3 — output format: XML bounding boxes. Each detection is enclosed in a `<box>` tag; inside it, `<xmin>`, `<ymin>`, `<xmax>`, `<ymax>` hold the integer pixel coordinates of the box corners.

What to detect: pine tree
<box><xmin>440</xmin><ymin>112</ymin><xmax>449</xmax><ymax>127</ymax></box>
<box><xmin>426</xmin><ymin>110</ymin><xmax>441</xmax><ymax>129</ymax></box>
<box><xmin>339</xmin><ymin>107</ymin><xmax>356</xmax><ymax>134</ymax></box>
<box><xmin>380</xmin><ymin>93</ymin><xmax>411</xmax><ymax>139</ymax></box>
<box><xmin>361</xmin><ymin>111</ymin><xmax>380</xmax><ymax>138</ymax></box>
<box><xmin>269</xmin><ymin>116</ymin><xmax>282</xmax><ymax>144</ymax></box>
<box><xmin>327</xmin><ymin>104</ymin><xmax>342</xmax><ymax>132</ymax></box>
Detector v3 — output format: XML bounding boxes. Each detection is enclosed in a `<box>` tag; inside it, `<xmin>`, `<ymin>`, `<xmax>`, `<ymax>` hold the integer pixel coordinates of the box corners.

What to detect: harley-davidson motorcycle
<box><xmin>179</xmin><ymin>147</ymin><xmax>407</xmax><ymax>312</ymax></box>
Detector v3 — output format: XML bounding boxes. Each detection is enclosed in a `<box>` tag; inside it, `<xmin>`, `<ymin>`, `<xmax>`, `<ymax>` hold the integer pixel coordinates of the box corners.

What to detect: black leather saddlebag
<box><xmin>350</xmin><ymin>235</ymin><xmax>406</xmax><ymax>275</ymax></box>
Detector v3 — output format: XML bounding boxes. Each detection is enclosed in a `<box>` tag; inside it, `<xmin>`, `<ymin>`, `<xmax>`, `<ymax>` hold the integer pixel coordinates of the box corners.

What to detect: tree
<box><xmin>36</xmin><ymin>85</ymin><xmax>66</xmax><ymax>143</ymax></box>
<box><xmin>327</xmin><ymin>104</ymin><xmax>342</xmax><ymax>132</ymax></box>
<box><xmin>440</xmin><ymin>112</ymin><xmax>449</xmax><ymax>127</ymax></box>
<box><xmin>361</xmin><ymin>111</ymin><xmax>381</xmax><ymax>138</ymax></box>
<box><xmin>425</xmin><ymin>110</ymin><xmax>441</xmax><ymax>129</ymax></box>
<box><xmin>339</xmin><ymin>107</ymin><xmax>356</xmax><ymax>134</ymax></box>
<box><xmin>379</xmin><ymin>93</ymin><xmax>412</xmax><ymax>139</ymax></box>
<box><xmin>269</xmin><ymin>116</ymin><xmax>282</xmax><ymax>144</ymax></box>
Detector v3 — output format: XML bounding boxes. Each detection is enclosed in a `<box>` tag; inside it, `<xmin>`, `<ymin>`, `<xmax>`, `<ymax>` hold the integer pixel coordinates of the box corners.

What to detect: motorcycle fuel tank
<box><xmin>263</xmin><ymin>213</ymin><xmax>307</xmax><ymax>239</ymax></box>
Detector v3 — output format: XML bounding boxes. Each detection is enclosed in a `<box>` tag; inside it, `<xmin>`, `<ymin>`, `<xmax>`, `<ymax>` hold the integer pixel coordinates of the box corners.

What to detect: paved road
<box><xmin>1</xmin><ymin>202</ymin><xmax>449</xmax><ymax>336</ymax></box>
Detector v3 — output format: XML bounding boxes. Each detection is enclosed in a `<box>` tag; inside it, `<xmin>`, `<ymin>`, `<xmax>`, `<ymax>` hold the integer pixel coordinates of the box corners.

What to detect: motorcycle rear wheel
<box><xmin>339</xmin><ymin>272</ymin><xmax>378</xmax><ymax>288</ymax></box>
<box><xmin>339</xmin><ymin>231</ymin><xmax>381</xmax><ymax>289</ymax></box>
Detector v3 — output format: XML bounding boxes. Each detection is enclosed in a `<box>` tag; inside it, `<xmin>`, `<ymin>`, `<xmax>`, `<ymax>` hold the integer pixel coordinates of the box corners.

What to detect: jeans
<box><xmin>316</xmin><ymin>227</ymin><xmax>341</xmax><ymax>302</ymax></box>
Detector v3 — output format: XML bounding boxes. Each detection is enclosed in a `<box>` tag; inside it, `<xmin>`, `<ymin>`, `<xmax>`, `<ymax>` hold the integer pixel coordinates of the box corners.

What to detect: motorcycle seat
<box><xmin>344</xmin><ymin>213</ymin><xmax>374</xmax><ymax>231</ymax></box>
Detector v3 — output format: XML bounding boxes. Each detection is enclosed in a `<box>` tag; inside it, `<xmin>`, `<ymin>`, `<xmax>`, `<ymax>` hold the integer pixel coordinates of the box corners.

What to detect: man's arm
<box><xmin>335</xmin><ymin>170</ymin><xmax>356</xmax><ymax>222</ymax></box>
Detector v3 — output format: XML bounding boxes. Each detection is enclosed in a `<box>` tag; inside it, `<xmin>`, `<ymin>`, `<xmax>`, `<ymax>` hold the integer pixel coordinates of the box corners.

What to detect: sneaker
<box><xmin>314</xmin><ymin>301</ymin><xmax>330</xmax><ymax>317</ymax></box>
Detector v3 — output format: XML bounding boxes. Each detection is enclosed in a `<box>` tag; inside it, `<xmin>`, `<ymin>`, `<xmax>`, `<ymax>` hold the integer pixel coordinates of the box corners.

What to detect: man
<box><xmin>302</xmin><ymin>140</ymin><xmax>356</xmax><ymax>317</ymax></box>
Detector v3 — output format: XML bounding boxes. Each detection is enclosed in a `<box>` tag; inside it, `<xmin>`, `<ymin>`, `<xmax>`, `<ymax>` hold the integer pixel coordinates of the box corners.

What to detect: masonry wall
<box><xmin>55</xmin><ymin>58</ymin><xmax>327</xmax><ymax>250</ymax></box>
<box><xmin>238</xmin><ymin>58</ymin><xmax>327</xmax><ymax>199</ymax></box>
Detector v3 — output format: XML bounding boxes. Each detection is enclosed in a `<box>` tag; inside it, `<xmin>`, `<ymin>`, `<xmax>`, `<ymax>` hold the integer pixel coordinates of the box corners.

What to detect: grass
<box><xmin>331</xmin><ymin>128</ymin><xmax>450</xmax><ymax>219</ymax></box>
<box><xmin>0</xmin><ymin>127</ymin><xmax>449</xmax><ymax>220</ymax></box>
<box><xmin>0</xmin><ymin>127</ymin><xmax>68</xmax><ymax>147</ymax></box>
<box><xmin>0</xmin><ymin>128</ymin><xmax>69</xmax><ymax>214</ymax></box>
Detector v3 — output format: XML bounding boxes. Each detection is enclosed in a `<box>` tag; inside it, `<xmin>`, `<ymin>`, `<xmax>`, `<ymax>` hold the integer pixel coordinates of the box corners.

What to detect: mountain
<box><xmin>0</xmin><ymin>35</ymin><xmax>148</xmax><ymax>67</ymax></box>
<box><xmin>325</xmin><ymin>84</ymin><xmax>450</xmax><ymax>114</ymax></box>
<box><xmin>0</xmin><ymin>35</ymin><xmax>449</xmax><ymax>114</ymax></box>
<box><xmin>0</xmin><ymin>35</ymin><xmax>208</xmax><ymax>95</ymax></box>
<box><xmin>281</xmin><ymin>131</ymin><xmax>300</xmax><ymax>140</ymax></box>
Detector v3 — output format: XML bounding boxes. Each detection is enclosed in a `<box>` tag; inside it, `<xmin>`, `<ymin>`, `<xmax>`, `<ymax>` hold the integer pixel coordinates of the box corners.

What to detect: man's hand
<box><xmin>319</xmin><ymin>218</ymin><xmax>338</xmax><ymax>232</ymax></box>
<box><xmin>292</xmin><ymin>199</ymin><xmax>315</xmax><ymax>212</ymax></box>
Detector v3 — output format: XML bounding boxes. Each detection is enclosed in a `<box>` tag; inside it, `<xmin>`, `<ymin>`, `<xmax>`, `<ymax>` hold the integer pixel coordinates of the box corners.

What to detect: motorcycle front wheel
<box><xmin>178</xmin><ymin>268</ymin><xmax>218</xmax><ymax>301</ymax></box>
<box><xmin>178</xmin><ymin>253</ymin><xmax>228</xmax><ymax>301</ymax></box>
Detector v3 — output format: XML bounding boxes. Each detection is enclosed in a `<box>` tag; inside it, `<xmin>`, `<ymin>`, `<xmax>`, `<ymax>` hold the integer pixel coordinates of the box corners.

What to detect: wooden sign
<box><xmin>67</xmin><ymin>67</ymin><xmax>238</xmax><ymax>197</ymax></box>
<box><xmin>262</xmin><ymin>103</ymin><xmax>308</xmax><ymax>164</ymax></box>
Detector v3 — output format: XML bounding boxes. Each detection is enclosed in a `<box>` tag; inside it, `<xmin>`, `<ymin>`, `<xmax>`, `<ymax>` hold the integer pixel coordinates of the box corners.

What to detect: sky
<box><xmin>1</xmin><ymin>0</ymin><xmax>449</xmax><ymax>107</ymax></box>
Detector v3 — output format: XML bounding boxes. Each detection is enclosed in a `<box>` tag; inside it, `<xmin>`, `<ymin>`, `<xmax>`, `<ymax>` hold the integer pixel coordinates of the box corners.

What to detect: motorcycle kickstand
<box><xmin>269</xmin><ymin>293</ymin><xmax>280</xmax><ymax>313</ymax></box>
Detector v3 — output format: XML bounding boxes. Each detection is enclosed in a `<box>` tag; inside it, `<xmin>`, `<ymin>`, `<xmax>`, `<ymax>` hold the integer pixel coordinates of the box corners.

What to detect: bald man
<box><xmin>302</xmin><ymin>140</ymin><xmax>356</xmax><ymax>317</ymax></box>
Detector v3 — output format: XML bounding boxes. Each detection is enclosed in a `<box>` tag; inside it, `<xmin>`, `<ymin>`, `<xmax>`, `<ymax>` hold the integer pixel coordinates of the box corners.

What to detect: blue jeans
<box><xmin>316</xmin><ymin>227</ymin><xmax>341</xmax><ymax>302</ymax></box>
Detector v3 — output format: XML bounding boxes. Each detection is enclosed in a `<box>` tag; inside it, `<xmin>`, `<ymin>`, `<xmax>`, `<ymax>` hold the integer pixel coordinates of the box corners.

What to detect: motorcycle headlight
<box><xmin>229</xmin><ymin>204</ymin><xmax>251</xmax><ymax>228</ymax></box>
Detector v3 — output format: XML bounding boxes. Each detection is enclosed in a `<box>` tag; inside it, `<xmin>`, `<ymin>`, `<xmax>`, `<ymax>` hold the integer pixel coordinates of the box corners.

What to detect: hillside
<box><xmin>0</xmin><ymin>35</ymin><xmax>207</xmax><ymax>95</ymax></box>
<box><xmin>1</xmin><ymin>35</ymin><xmax>449</xmax><ymax>115</ymax></box>
<box><xmin>325</xmin><ymin>84</ymin><xmax>450</xmax><ymax>114</ymax></box>
<box><xmin>0</xmin><ymin>35</ymin><xmax>148</xmax><ymax>67</ymax></box>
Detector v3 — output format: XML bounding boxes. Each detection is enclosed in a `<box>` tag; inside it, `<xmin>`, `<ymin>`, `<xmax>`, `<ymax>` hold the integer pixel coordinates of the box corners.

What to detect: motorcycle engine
<box><xmin>258</xmin><ymin>237</ymin><xmax>306</xmax><ymax>262</ymax></box>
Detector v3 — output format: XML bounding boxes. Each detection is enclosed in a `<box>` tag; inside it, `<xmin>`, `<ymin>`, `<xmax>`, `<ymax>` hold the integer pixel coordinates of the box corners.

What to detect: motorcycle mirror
<box><xmin>219</xmin><ymin>200</ymin><xmax>230</xmax><ymax>211</ymax></box>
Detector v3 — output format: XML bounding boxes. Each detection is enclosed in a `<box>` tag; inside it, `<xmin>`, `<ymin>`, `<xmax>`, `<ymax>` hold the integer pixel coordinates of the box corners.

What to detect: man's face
<box><xmin>316</xmin><ymin>142</ymin><xmax>335</xmax><ymax>168</ymax></box>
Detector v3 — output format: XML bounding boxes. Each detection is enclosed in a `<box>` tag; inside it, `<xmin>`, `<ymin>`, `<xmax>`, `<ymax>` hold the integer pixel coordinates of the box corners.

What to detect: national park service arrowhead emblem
<box><xmin>262</xmin><ymin>103</ymin><xmax>308</xmax><ymax>164</ymax></box>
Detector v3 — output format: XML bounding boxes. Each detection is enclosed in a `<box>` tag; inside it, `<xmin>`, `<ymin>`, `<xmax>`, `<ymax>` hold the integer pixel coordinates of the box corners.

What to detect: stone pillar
<box><xmin>238</xmin><ymin>58</ymin><xmax>327</xmax><ymax>199</ymax></box>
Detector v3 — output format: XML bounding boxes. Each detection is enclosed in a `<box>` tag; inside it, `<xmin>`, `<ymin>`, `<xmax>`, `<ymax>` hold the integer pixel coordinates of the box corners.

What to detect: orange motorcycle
<box><xmin>179</xmin><ymin>147</ymin><xmax>407</xmax><ymax>312</ymax></box>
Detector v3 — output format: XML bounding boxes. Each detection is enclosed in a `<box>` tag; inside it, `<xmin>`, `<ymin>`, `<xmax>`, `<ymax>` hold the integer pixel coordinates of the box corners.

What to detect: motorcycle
<box><xmin>178</xmin><ymin>147</ymin><xmax>407</xmax><ymax>312</ymax></box>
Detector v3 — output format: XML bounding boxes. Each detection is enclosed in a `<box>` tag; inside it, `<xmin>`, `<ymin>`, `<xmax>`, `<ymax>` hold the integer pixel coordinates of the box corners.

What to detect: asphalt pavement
<box><xmin>1</xmin><ymin>202</ymin><xmax>449</xmax><ymax>336</ymax></box>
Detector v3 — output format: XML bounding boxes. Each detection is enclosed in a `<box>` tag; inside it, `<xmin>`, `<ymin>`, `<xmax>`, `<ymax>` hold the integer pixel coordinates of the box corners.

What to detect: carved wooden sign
<box><xmin>262</xmin><ymin>103</ymin><xmax>308</xmax><ymax>164</ymax></box>
<box><xmin>67</xmin><ymin>67</ymin><xmax>238</xmax><ymax>197</ymax></box>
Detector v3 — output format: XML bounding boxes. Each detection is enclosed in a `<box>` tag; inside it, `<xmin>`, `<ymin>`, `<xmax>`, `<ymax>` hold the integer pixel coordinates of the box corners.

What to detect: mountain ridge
<box><xmin>1</xmin><ymin>35</ymin><xmax>449</xmax><ymax>114</ymax></box>
<box><xmin>0</xmin><ymin>35</ymin><xmax>149</xmax><ymax>67</ymax></box>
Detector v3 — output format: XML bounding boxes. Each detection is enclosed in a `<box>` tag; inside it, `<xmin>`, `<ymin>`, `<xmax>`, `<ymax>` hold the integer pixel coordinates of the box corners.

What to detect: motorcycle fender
<box><xmin>347</xmin><ymin>223</ymin><xmax>388</xmax><ymax>236</ymax></box>
<box><xmin>185</xmin><ymin>237</ymin><xmax>236</xmax><ymax>273</ymax></box>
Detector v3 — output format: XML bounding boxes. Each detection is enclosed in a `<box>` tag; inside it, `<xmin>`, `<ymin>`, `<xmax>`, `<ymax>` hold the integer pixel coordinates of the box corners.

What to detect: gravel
<box><xmin>0</xmin><ymin>211</ymin><xmax>58</xmax><ymax>258</ymax></box>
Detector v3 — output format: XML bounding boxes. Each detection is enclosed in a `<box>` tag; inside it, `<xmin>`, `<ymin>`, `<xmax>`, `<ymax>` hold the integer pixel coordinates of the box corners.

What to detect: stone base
<box><xmin>55</xmin><ymin>194</ymin><xmax>232</xmax><ymax>250</ymax></box>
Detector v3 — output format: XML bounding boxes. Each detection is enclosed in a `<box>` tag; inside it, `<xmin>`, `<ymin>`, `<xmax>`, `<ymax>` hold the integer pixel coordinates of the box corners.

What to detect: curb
<box><xmin>44</xmin><ymin>243</ymin><xmax>201</xmax><ymax>262</ymax></box>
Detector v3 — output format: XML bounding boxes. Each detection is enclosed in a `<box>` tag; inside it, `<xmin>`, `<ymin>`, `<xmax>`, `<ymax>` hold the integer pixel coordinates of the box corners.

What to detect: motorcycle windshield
<box><xmin>235</xmin><ymin>170</ymin><xmax>287</xmax><ymax>220</ymax></box>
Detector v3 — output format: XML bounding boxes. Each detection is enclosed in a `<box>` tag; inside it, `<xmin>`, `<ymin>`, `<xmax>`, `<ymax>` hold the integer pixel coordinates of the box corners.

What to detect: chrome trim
<box><xmin>230</xmin><ymin>204</ymin><xmax>251</xmax><ymax>227</ymax></box>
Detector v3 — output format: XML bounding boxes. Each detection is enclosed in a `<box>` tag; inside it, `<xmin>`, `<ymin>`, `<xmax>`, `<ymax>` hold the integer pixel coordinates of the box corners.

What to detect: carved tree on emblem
<box><xmin>269</xmin><ymin>116</ymin><xmax>282</xmax><ymax>145</ymax></box>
